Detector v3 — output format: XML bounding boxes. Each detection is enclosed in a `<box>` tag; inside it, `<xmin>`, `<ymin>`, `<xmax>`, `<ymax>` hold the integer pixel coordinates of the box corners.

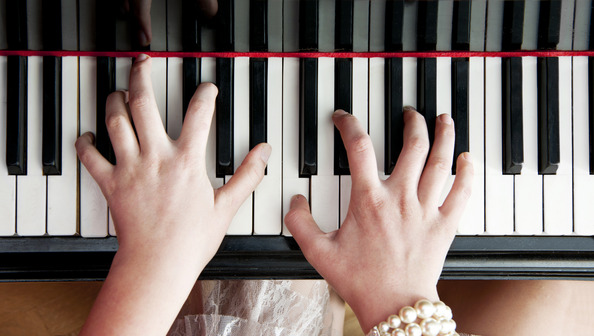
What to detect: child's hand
<box><xmin>77</xmin><ymin>55</ymin><xmax>268</xmax><ymax>335</ymax></box>
<box><xmin>285</xmin><ymin>108</ymin><xmax>473</xmax><ymax>333</ymax></box>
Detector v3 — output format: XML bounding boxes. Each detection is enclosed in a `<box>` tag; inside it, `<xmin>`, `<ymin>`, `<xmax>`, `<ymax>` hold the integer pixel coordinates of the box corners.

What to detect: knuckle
<box><xmin>407</xmin><ymin>134</ymin><xmax>430</xmax><ymax>155</ymax></box>
<box><xmin>348</xmin><ymin>133</ymin><xmax>372</xmax><ymax>155</ymax></box>
<box><xmin>105</xmin><ymin>112</ymin><xmax>127</xmax><ymax>131</ymax></box>
<box><xmin>129</xmin><ymin>92</ymin><xmax>152</xmax><ymax>111</ymax></box>
<box><xmin>429</xmin><ymin>156</ymin><xmax>451</xmax><ymax>174</ymax></box>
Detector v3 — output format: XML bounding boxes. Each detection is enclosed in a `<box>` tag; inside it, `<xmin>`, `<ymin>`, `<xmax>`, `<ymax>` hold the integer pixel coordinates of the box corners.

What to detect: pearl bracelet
<box><xmin>366</xmin><ymin>299</ymin><xmax>458</xmax><ymax>336</ymax></box>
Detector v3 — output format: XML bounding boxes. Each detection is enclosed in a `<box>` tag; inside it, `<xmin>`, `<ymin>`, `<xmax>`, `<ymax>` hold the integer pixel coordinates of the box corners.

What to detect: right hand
<box><xmin>285</xmin><ymin>108</ymin><xmax>474</xmax><ymax>333</ymax></box>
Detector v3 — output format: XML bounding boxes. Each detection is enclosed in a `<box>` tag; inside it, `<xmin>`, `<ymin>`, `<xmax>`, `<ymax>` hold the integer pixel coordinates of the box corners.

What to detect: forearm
<box><xmin>79</xmin><ymin>246</ymin><xmax>205</xmax><ymax>336</ymax></box>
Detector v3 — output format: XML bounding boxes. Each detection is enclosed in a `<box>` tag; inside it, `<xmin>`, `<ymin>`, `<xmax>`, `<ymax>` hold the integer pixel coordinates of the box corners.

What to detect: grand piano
<box><xmin>1</xmin><ymin>0</ymin><xmax>594</xmax><ymax>281</ymax></box>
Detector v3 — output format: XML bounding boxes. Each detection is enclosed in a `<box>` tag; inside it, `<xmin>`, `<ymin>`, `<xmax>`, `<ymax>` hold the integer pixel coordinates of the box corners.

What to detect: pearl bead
<box><xmin>399</xmin><ymin>306</ymin><xmax>418</xmax><ymax>324</ymax></box>
<box><xmin>379</xmin><ymin>322</ymin><xmax>391</xmax><ymax>333</ymax></box>
<box><xmin>415</xmin><ymin>300</ymin><xmax>436</xmax><ymax>319</ymax></box>
<box><xmin>405</xmin><ymin>323</ymin><xmax>422</xmax><ymax>336</ymax></box>
<box><xmin>420</xmin><ymin>318</ymin><xmax>441</xmax><ymax>336</ymax></box>
<box><xmin>369</xmin><ymin>327</ymin><xmax>381</xmax><ymax>336</ymax></box>
<box><xmin>438</xmin><ymin>318</ymin><xmax>456</xmax><ymax>334</ymax></box>
<box><xmin>388</xmin><ymin>314</ymin><xmax>402</xmax><ymax>328</ymax></box>
<box><xmin>433</xmin><ymin>301</ymin><xmax>447</xmax><ymax>318</ymax></box>
<box><xmin>392</xmin><ymin>328</ymin><xmax>406</xmax><ymax>336</ymax></box>
<box><xmin>442</xmin><ymin>306</ymin><xmax>453</xmax><ymax>320</ymax></box>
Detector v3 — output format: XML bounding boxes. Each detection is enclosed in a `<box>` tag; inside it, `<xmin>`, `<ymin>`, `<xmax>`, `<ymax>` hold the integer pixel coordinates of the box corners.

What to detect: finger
<box><xmin>75</xmin><ymin>133</ymin><xmax>113</xmax><ymax>187</ymax></box>
<box><xmin>332</xmin><ymin>110</ymin><xmax>380</xmax><ymax>190</ymax></box>
<box><xmin>386</xmin><ymin>107</ymin><xmax>430</xmax><ymax>190</ymax></box>
<box><xmin>197</xmin><ymin>0</ymin><xmax>218</xmax><ymax>18</ymax></box>
<box><xmin>440</xmin><ymin>153</ymin><xmax>474</xmax><ymax>220</ymax></box>
<box><xmin>178</xmin><ymin>83</ymin><xmax>218</xmax><ymax>156</ymax></box>
<box><xmin>105</xmin><ymin>91</ymin><xmax>139</xmax><ymax>163</ymax></box>
<box><xmin>128</xmin><ymin>54</ymin><xmax>168</xmax><ymax>151</ymax></box>
<box><xmin>417</xmin><ymin>113</ymin><xmax>456</xmax><ymax>205</ymax></box>
<box><xmin>284</xmin><ymin>194</ymin><xmax>329</xmax><ymax>261</ymax></box>
<box><xmin>215</xmin><ymin>143</ymin><xmax>271</xmax><ymax>213</ymax></box>
<box><xmin>130</xmin><ymin>0</ymin><xmax>152</xmax><ymax>46</ymax></box>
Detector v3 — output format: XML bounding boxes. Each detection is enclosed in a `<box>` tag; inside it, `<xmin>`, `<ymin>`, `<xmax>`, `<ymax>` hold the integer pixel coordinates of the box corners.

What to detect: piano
<box><xmin>1</xmin><ymin>0</ymin><xmax>594</xmax><ymax>281</ymax></box>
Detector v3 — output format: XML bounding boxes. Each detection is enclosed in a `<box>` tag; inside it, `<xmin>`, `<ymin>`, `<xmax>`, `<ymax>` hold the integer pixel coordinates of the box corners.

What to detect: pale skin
<box><xmin>77</xmin><ymin>55</ymin><xmax>476</xmax><ymax>335</ymax></box>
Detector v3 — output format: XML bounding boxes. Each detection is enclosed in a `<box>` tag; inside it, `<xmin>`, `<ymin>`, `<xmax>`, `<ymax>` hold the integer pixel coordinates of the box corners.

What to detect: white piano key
<box><xmin>484</xmin><ymin>57</ymin><xmax>513</xmax><ymax>234</ymax></box>
<box><xmin>227</xmin><ymin>57</ymin><xmax>252</xmax><ymax>235</ymax></box>
<box><xmin>353</xmin><ymin>0</ymin><xmax>370</xmax><ymax>52</ymax></box>
<box><xmin>200</xmin><ymin>58</ymin><xmax>224</xmax><ymax>189</ymax></box>
<box><xmin>17</xmin><ymin>56</ymin><xmax>46</xmax><ymax>236</ymax></box>
<box><xmin>515</xmin><ymin>56</ymin><xmax>543</xmax><ymax>234</ymax></box>
<box><xmin>115</xmin><ymin>57</ymin><xmax>132</xmax><ymax>91</ymax></box>
<box><xmin>403</xmin><ymin>57</ymin><xmax>417</xmax><ymax>107</ymax></box>
<box><xmin>282</xmin><ymin>0</ymin><xmax>300</xmax><ymax>52</ymax></box>
<box><xmin>235</xmin><ymin>0</ymin><xmax>250</xmax><ymax>52</ymax></box>
<box><xmin>369</xmin><ymin>0</ymin><xmax>386</xmax><ymax>52</ymax></box>
<box><xmin>151</xmin><ymin>57</ymin><xmax>167</xmax><ymax>125</ymax></box>
<box><xmin>26</xmin><ymin>0</ymin><xmax>43</xmax><ymax>51</ymax></box>
<box><xmin>166</xmin><ymin>0</ymin><xmax>183</xmax><ymax>52</ymax></box>
<box><xmin>436</xmin><ymin>57</ymin><xmax>453</xmax><ymax>206</ymax></box>
<box><xmin>0</xmin><ymin>0</ymin><xmax>6</xmax><ymax>50</ymax></box>
<box><xmin>369</xmin><ymin>58</ymin><xmax>387</xmax><ymax>180</ymax></box>
<box><xmin>436</xmin><ymin>0</ymin><xmax>454</xmax><ymax>51</ymax></box>
<box><xmin>485</xmin><ymin>0</ymin><xmax>504</xmax><ymax>51</ymax></box>
<box><xmin>0</xmin><ymin>56</ymin><xmax>16</xmax><ymax>235</ymax></box>
<box><xmin>311</xmin><ymin>57</ymin><xmax>339</xmax><ymax>233</ymax></box>
<box><xmin>254</xmin><ymin>58</ymin><xmax>282</xmax><ymax>234</ymax></box>
<box><xmin>201</xmin><ymin>22</ymin><xmax>216</xmax><ymax>52</ymax></box>
<box><xmin>80</xmin><ymin>57</ymin><xmax>109</xmax><ymax>237</ymax></box>
<box><xmin>78</xmin><ymin>0</ymin><xmax>96</xmax><ymax>51</ymax></box>
<box><xmin>469</xmin><ymin>0</ymin><xmax>487</xmax><ymax>51</ymax></box>
<box><xmin>557</xmin><ymin>0</ymin><xmax>575</xmax><ymax>51</ymax></box>
<box><xmin>457</xmin><ymin>57</ymin><xmax>485</xmax><ymax>234</ymax></box>
<box><xmin>47</xmin><ymin>57</ymin><xmax>77</xmax><ymax>236</ymax></box>
<box><xmin>573</xmin><ymin>0</ymin><xmax>592</xmax><ymax>50</ymax></box>
<box><xmin>150</xmin><ymin>0</ymin><xmax>167</xmax><ymax>51</ymax></box>
<box><xmin>61</xmin><ymin>0</ymin><xmax>78</xmax><ymax>51</ymax></box>
<box><xmin>543</xmin><ymin>57</ymin><xmax>573</xmax><ymax>235</ymax></box>
<box><xmin>572</xmin><ymin>56</ymin><xmax>594</xmax><ymax>235</ymax></box>
<box><xmin>318</xmin><ymin>0</ymin><xmax>335</xmax><ymax>52</ymax></box>
<box><xmin>341</xmin><ymin>58</ymin><xmax>369</xmax><ymax>224</ymax></box>
<box><xmin>521</xmin><ymin>0</ymin><xmax>540</xmax><ymax>51</ymax></box>
<box><xmin>268</xmin><ymin>0</ymin><xmax>283</xmax><ymax>52</ymax></box>
<box><xmin>115</xmin><ymin>11</ymin><xmax>133</xmax><ymax>51</ymax></box>
<box><xmin>282</xmin><ymin>58</ymin><xmax>309</xmax><ymax>236</ymax></box>
<box><xmin>402</xmin><ymin>1</ymin><xmax>418</xmax><ymax>51</ymax></box>
<box><xmin>167</xmin><ymin>57</ymin><xmax>183</xmax><ymax>140</ymax></box>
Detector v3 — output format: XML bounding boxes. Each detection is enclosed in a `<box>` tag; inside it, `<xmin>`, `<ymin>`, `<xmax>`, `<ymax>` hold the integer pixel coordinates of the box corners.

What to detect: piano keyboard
<box><xmin>1</xmin><ymin>0</ymin><xmax>594</xmax><ymax>280</ymax></box>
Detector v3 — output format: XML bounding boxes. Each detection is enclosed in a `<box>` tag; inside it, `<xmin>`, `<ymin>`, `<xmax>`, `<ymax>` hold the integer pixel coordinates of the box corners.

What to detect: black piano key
<box><xmin>96</xmin><ymin>57</ymin><xmax>116</xmax><ymax>164</ymax></box>
<box><xmin>250</xmin><ymin>0</ymin><xmax>268</xmax><ymax>51</ymax></box>
<box><xmin>6</xmin><ymin>56</ymin><xmax>28</xmax><ymax>175</ymax></box>
<box><xmin>334</xmin><ymin>58</ymin><xmax>352</xmax><ymax>175</ymax></box>
<box><xmin>417</xmin><ymin>1</ymin><xmax>438</xmax><ymax>51</ymax></box>
<box><xmin>385</xmin><ymin>0</ymin><xmax>404</xmax><ymax>52</ymax></box>
<box><xmin>42</xmin><ymin>56</ymin><xmax>62</xmax><ymax>175</ymax></box>
<box><xmin>5</xmin><ymin>0</ymin><xmax>28</xmax><ymax>50</ymax></box>
<box><xmin>417</xmin><ymin>58</ymin><xmax>437</xmax><ymax>145</ymax></box>
<box><xmin>451</xmin><ymin>58</ymin><xmax>469</xmax><ymax>174</ymax></box>
<box><xmin>216</xmin><ymin>58</ymin><xmax>234</xmax><ymax>177</ymax></box>
<box><xmin>385</xmin><ymin>58</ymin><xmax>403</xmax><ymax>175</ymax></box>
<box><xmin>249</xmin><ymin>58</ymin><xmax>267</xmax><ymax>149</ymax></box>
<box><xmin>182</xmin><ymin>0</ymin><xmax>201</xmax><ymax>52</ymax></box>
<box><xmin>300</xmin><ymin>58</ymin><xmax>318</xmax><ymax>177</ymax></box>
<box><xmin>502</xmin><ymin>0</ymin><xmax>524</xmax><ymax>51</ymax></box>
<box><xmin>590</xmin><ymin>3</ymin><xmax>594</xmax><ymax>50</ymax></box>
<box><xmin>299</xmin><ymin>0</ymin><xmax>319</xmax><ymax>51</ymax></box>
<box><xmin>589</xmin><ymin>57</ymin><xmax>594</xmax><ymax>174</ymax></box>
<box><xmin>452</xmin><ymin>0</ymin><xmax>470</xmax><ymax>51</ymax></box>
<box><xmin>42</xmin><ymin>0</ymin><xmax>62</xmax><ymax>50</ymax></box>
<box><xmin>335</xmin><ymin>0</ymin><xmax>353</xmax><ymax>51</ymax></box>
<box><xmin>182</xmin><ymin>58</ymin><xmax>200</xmax><ymax>119</ymax></box>
<box><xmin>538</xmin><ymin>0</ymin><xmax>561</xmax><ymax>49</ymax></box>
<box><xmin>215</xmin><ymin>0</ymin><xmax>235</xmax><ymax>51</ymax></box>
<box><xmin>502</xmin><ymin>57</ymin><xmax>524</xmax><ymax>174</ymax></box>
<box><xmin>537</xmin><ymin>57</ymin><xmax>560</xmax><ymax>175</ymax></box>
<box><xmin>95</xmin><ymin>0</ymin><xmax>116</xmax><ymax>51</ymax></box>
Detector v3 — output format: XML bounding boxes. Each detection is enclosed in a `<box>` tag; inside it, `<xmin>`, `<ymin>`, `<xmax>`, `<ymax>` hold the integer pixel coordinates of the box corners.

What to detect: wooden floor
<box><xmin>0</xmin><ymin>281</ymin><xmax>364</xmax><ymax>336</ymax></box>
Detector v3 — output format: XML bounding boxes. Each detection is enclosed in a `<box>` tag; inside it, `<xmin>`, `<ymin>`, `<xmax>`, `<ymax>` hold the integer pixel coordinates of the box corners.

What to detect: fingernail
<box><xmin>136</xmin><ymin>53</ymin><xmax>149</xmax><ymax>62</ymax></box>
<box><xmin>138</xmin><ymin>29</ymin><xmax>150</xmax><ymax>47</ymax></box>
<box><xmin>333</xmin><ymin>109</ymin><xmax>348</xmax><ymax>118</ymax></box>
<box><xmin>403</xmin><ymin>105</ymin><xmax>416</xmax><ymax>112</ymax></box>
<box><xmin>439</xmin><ymin>113</ymin><xmax>452</xmax><ymax>125</ymax></box>
<box><xmin>290</xmin><ymin>195</ymin><xmax>302</xmax><ymax>207</ymax></box>
<box><xmin>260</xmin><ymin>143</ymin><xmax>272</xmax><ymax>163</ymax></box>
<box><xmin>462</xmin><ymin>152</ymin><xmax>472</xmax><ymax>161</ymax></box>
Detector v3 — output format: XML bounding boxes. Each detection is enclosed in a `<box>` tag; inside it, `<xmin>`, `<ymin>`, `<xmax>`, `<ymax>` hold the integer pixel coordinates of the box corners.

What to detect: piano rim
<box><xmin>0</xmin><ymin>235</ymin><xmax>593</xmax><ymax>281</ymax></box>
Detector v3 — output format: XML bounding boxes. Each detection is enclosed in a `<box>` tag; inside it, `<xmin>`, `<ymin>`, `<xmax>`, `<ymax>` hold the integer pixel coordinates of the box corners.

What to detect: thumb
<box><xmin>284</xmin><ymin>195</ymin><xmax>328</xmax><ymax>259</ymax></box>
<box><xmin>215</xmin><ymin>143</ymin><xmax>270</xmax><ymax>214</ymax></box>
